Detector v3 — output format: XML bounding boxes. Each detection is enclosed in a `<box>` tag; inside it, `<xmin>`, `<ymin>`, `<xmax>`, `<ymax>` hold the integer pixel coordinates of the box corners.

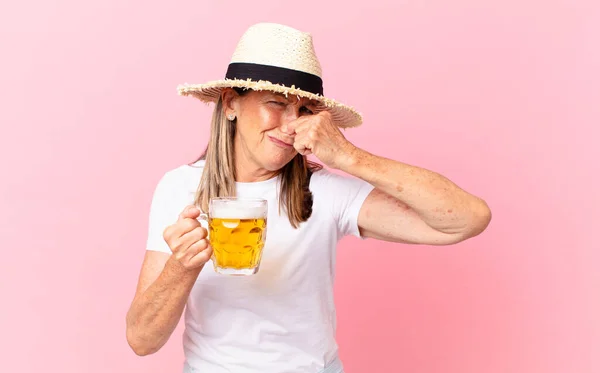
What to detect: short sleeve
<box><xmin>145</xmin><ymin>170</ymin><xmax>190</xmax><ymax>254</ymax></box>
<box><xmin>313</xmin><ymin>169</ymin><xmax>375</xmax><ymax>239</ymax></box>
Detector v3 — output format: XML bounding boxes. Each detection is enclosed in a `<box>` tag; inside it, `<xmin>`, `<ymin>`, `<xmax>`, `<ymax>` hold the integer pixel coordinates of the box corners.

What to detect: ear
<box><xmin>221</xmin><ymin>88</ymin><xmax>240</xmax><ymax>116</ymax></box>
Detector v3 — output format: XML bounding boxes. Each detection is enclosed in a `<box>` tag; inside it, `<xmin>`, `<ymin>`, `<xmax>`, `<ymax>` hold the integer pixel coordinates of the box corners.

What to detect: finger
<box><xmin>188</xmin><ymin>243</ymin><xmax>213</xmax><ymax>268</ymax></box>
<box><xmin>171</xmin><ymin>227</ymin><xmax>206</xmax><ymax>256</ymax></box>
<box><xmin>179</xmin><ymin>205</ymin><xmax>200</xmax><ymax>221</ymax></box>
<box><xmin>185</xmin><ymin>237</ymin><xmax>209</xmax><ymax>257</ymax></box>
<box><xmin>293</xmin><ymin>141</ymin><xmax>312</xmax><ymax>156</ymax></box>
<box><xmin>290</xmin><ymin>120</ymin><xmax>313</xmax><ymax>136</ymax></box>
<box><xmin>293</xmin><ymin>140</ymin><xmax>307</xmax><ymax>155</ymax></box>
<box><xmin>165</xmin><ymin>206</ymin><xmax>200</xmax><ymax>242</ymax></box>
<box><xmin>286</xmin><ymin>116</ymin><xmax>311</xmax><ymax>134</ymax></box>
<box><xmin>178</xmin><ymin>226</ymin><xmax>208</xmax><ymax>249</ymax></box>
<box><xmin>170</xmin><ymin>218</ymin><xmax>202</xmax><ymax>240</ymax></box>
<box><xmin>163</xmin><ymin>224</ymin><xmax>176</xmax><ymax>243</ymax></box>
<box><xmin>293</xmin><ymin>132</ymin><xmax>313</xmax><ymax>153</ymax></box>
<box><xmin>175</xmin><ymin>239</ymin><xmax>209</xmax><ymax>266</ymax></box>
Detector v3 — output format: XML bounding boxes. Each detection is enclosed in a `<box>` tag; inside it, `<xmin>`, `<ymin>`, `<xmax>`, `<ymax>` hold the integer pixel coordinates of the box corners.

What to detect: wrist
<box><xmin>336</xmin><ymin>143</ymin><xmax>362</xmax><ymax>172</ymax></box>
<box><xmin>164</xmin><ymin>256</ymin><xmax>203</xmax><ymax>281</ymax></box>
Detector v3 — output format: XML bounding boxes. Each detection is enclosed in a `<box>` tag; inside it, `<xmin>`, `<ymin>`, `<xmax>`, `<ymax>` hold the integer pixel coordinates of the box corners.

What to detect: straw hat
<box><xmin>177</xmin><ymin>23</ymin><xmax>363</xmax><ymax>128</ymax></box>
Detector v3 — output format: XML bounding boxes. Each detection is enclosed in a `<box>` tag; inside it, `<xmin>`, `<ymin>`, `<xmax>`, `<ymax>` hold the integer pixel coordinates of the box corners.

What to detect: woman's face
<box><xmin>223</xmin><ymin>89</ymin><xmax>318</xmax><ymax>173</ymax></box>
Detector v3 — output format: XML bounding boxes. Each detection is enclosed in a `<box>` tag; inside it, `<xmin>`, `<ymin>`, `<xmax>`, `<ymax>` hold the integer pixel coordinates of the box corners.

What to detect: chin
<box><xmin>262</xmin><ymin>154</ymin><xmax>296</xmax><ymax>171</ymax></box>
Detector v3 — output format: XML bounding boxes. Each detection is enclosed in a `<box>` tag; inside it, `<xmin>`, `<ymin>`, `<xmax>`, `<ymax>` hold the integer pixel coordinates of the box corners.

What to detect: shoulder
<box><xmin>309</xmin><ymin>166</ymin><xmax>363</xmax><ymax>190</ymax></box>
<box><xmin>152</xmin><ymin>159</ymin><xmax>205</xmax><ymax>197</ymax></box>
<box><xmin>309</xmin><ymin>166</ymin><xmax>374</xmax><ymax>203</ymax></box>
<box><xmin>309</xmin><ymin>166</ymin><xmax>340</xmax><ymax>186</ymax></box>
<box><xmin>308</xmin><ymin>166</ymin><xmax>375</xmax><ymax>237</ymax></box>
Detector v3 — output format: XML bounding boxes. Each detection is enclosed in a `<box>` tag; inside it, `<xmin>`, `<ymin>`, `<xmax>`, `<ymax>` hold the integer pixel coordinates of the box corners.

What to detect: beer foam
<box><xmin>211</xmin><ymin>205</ymin><xmax>267</xmax><ymax>219</ymax></box>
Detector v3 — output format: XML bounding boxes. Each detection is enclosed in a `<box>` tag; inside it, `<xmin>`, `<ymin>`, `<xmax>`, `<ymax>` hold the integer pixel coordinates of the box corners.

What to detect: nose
<box><xmin>280</xmin><ymin>109</ymin><xmax>300</xmax><ymax>135</ymax></box>
<box><xmin>280</xmin><ymin>122</ymin><xmax>293</xmax><ymax>135</ymax></box>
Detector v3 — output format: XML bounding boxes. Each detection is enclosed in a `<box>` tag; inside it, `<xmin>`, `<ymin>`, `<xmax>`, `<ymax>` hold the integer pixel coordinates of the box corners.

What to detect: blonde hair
<box><xmin>193</xmin><ymin>90</ymin><xmax>322</xmax><ymax>228</ymax></box>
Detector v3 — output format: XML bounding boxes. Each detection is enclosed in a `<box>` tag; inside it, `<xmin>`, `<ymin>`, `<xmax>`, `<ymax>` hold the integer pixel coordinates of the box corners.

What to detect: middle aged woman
<box><xmin>126</xmin><ymin>22</ymin><xmax>492</xmax><ymax>373</ymax></box>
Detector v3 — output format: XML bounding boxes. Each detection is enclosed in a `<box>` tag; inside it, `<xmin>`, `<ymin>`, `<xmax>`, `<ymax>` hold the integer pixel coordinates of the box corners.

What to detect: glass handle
<box><xmin>197</xmin><ymin>210</ymin><xmax>210</xmax><ymax>238</ymax></box>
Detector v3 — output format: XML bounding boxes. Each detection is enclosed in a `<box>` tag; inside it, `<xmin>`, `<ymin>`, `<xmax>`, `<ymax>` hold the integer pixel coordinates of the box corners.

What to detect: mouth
<box><xmin>268</xmin><ymin>136</ymin><xmax>293</xmax><ymax>149</ymax></box>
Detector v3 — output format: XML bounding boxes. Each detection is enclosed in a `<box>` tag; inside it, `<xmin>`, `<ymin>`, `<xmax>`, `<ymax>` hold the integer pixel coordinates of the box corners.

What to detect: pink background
<box><xmin>1</xmin><ymin>1</ymin><xmax>598</xmax><ymax>372</ymax></box>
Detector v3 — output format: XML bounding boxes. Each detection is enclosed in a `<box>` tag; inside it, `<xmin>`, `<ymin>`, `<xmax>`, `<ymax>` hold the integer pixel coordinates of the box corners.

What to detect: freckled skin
<box><xmin>126</xmin><ymin>86</ymin><xmax>491</xmax><ymax>357</ymax></box>
<box><xmin>222</xmin><ymin>88</ymin><xmax>491</xmax><ymax>245</ymax></box>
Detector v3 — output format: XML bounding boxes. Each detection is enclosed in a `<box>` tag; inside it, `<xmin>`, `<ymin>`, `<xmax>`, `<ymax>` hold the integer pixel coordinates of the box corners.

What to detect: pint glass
<box><xmin>199</xmin><ymin>197</ymin><xmax>268</xmax><ymax>275</ymax></box>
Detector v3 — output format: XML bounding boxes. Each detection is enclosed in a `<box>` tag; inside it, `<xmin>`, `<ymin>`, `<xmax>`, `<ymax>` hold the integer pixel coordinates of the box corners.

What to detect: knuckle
<box><xmin>198</xmin><ymin>239</ymin><xmax>209</xmax><ymax>250</ymax></box>
<box><xmin>186</xmin><ymin>219</ymin><xmax>200</xmax><ymax>230</ymax></box>
<box><xmin>192</xmin><ymin>239</ymin><xmax>208</xmax><ymax>253</ymax></box>
<box><xmin>177</xmin><ymin>219</ymin><xmax>196</xmax><ymax>233</ymax></box>
<box><xmin>183</xmin><ymin>204</ymin><xmax>196</xmax><ymax>215</ymax></box>
<box><xmin>196</xmin><ymin>248</ymin><xmax>212</xmax><ymax>262</ymax></box>
<box><xmin>197</xmin><ymin>226</ymin><xmax>208</xmax><ymax>237</ymax></box>
<box><xmin>163</xmin><ymin>225</ymin><xmax>174</xmax><ymax>242</ymax></box>
<box><xmin>187</xmin><ymin>242</ymin><xmax>200</xmax><ymax>255</ymax></box>
<box><xmin>171</xmin><ymin>238</ymin><xmax>184</xmax><ymax>252</ymax></box>
<box><xmin>188</xmin><ymin>227</ymin><xmax>205</xmax><ymax>241</ymax></box>
<box><xmin>173</xmin><ymin>250</ymin><xmax>185</xmax><ymax>261</ymax></box>
<box><xmin>181</xmin><ymin>220</ymin><xmax>192</xmax><ymax>231</ymax></box>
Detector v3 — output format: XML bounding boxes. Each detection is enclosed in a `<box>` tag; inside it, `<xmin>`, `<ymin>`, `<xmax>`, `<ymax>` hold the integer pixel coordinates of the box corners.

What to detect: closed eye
<box><xmin>300</xmin><ymin>106</ymin><xmax>314</xmax><ymax>115</ymax></box>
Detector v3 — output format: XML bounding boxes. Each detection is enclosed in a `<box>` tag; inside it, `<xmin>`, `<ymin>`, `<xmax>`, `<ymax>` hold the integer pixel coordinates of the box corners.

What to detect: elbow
<box><xmin>126</xmin><ymin>326</ymin><xmax>160</xmax><ymax>357</ymax></box>
<box><xmin>130</xmin><ymin>345</ymin><xmax>155</xmax><ymax>357</ymax></box>
<box><xmin>130</xmin><ymin>344</ymin><xmax>157</xmax><ymax>357</ymax></box>
<box><xmin>466</xmin><ymin>198</ymin><xmax>492</xmax><ymax>238</ymax></box>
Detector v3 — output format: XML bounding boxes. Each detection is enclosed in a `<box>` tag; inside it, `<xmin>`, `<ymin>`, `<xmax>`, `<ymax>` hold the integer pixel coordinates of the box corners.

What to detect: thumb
<box><xmin>178</xmin><ymin>205</ymin><xmax>200</xmax><ymax>220</ymax></box>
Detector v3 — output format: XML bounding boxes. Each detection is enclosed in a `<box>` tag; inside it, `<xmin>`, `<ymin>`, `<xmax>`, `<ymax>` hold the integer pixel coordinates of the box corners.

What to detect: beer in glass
<box><xmin>200</xmin><ymin>197</ymin><xmax>267</xmax><ymax>275</ymax></box>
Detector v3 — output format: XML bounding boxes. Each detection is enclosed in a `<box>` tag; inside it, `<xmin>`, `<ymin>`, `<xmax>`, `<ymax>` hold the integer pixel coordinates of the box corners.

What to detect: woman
<box><xmin>126</xmin><ymin>23</ymin><xmax>491</xmax><ymax>373</ymax></box>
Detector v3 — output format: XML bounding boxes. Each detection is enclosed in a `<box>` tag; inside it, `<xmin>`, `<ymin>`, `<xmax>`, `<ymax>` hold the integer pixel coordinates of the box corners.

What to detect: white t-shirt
<box><xmin>145</xmin><ymin>160</ymin><xmax>375</xmax><ymax>373</ymax></box>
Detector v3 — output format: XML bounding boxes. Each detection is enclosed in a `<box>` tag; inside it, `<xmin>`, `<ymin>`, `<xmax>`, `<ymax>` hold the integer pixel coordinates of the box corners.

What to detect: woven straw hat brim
<box><xmin>177</xmin><ymin>79</ymin><xmax>363</xmax><ymax>129</ymax></box>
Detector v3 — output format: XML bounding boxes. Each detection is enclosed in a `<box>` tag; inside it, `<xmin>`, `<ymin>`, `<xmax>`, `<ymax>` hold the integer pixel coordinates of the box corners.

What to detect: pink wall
<box><xmin>1</xmin><ymin>1</ymin><xmax>598</xmax><ymax>372</ymax></box>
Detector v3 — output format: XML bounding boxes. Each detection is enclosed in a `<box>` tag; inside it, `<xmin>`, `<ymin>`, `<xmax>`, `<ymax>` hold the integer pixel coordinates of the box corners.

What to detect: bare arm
<box><xmin>288</xmin><ymin>111</ymin><xmax>491</xmax><ymax>245</ymax></box>
<box><xmin>126</xmin><ymin>252</ymin><xmax>203</xmax><ymax>355</ymax></box>
<box><xmin>125</xmin><ymin>206</ymin><xmax>212</xmax><ymax>356</ymax></box>
<box><xmin>342</xmin><ymin>147</ymin><xmax>492</xmax><ymax>245</ymax></box>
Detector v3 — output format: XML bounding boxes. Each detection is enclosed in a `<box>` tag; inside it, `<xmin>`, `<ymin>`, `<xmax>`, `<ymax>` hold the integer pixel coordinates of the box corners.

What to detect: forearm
<box><xmin>126</xmin><ymin>257</ymin><xmax>203</xmax><ymax>355</ymax></box>
<box><xmin>340</xmin><ymin>144</ymin><xmax>491</xmax><ymax>235</ymax></box>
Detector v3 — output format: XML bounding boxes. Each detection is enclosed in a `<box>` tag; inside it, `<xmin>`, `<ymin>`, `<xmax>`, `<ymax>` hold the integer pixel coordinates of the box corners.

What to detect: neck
<box><xmin>235</xmin><ymin>163</ymin><xmax>279</xmax><ymax>183</ymax></box>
